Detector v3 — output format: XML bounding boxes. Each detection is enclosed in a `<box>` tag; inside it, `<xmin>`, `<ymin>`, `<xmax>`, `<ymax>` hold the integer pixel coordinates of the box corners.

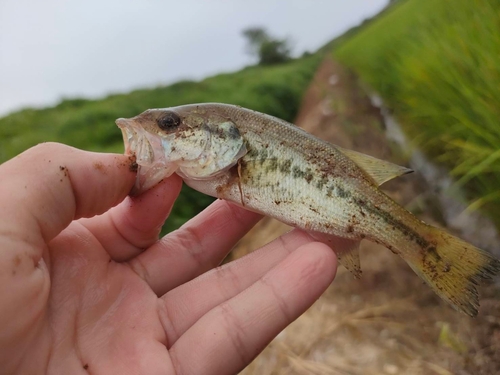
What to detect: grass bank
<box><xmin>335</xmin><ymin>0</ymin><xmax>500</xmax><ymax>225</ymax></box>
<box><xmin>0</xmin><ymin>55</ymin><xmax>320</xmax><ymax>231</ymax></box>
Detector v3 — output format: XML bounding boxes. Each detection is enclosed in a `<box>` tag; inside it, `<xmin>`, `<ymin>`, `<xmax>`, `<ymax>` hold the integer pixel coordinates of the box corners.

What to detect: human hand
<box><xmin>0</xmin><ymin>143</ymin><xmax>337</xmax><ymax>374</ymax></box>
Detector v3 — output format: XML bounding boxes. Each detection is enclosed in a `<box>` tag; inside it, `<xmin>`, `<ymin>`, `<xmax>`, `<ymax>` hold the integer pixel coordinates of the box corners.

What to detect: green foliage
<box><xmin>258</xmin><ymin>40</ymin><xmax>292</xmax><ymax>65</ymax></box>
<box><xmin>0</xmin><ymin>54</ymin><xmax>320</xmax><ymax>232</ymax></box>
<box><xmin>335</xmin><ymin>0</ymin><xmax>500</xmax><ymax>225</ymax></box>
<box><xmin>242</xmin><ymin>27</ymin><xmax>292</xmax><ymax>65</ymax></box>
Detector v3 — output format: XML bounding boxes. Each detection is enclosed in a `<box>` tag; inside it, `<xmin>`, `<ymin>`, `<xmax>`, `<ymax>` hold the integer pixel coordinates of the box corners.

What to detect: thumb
<box><xmin>0</xmin><ymin>142</ymin><xmax>136</xmax><ymax>245</ymax></box>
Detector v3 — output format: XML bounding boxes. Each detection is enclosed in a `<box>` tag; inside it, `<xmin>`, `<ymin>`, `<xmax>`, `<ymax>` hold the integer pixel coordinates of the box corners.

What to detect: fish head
<box><xmin>116</xmin><ymin>105</ymin><xmax>247</xmax><ymax>194</ymax></box>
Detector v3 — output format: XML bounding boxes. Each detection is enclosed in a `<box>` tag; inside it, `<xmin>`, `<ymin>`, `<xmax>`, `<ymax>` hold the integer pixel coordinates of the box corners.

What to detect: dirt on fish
<box><xmin>231</xmin><ymin>57</ymin><xmax>500</xmax><ymax>375</ymax></box>
<box><xmin>128</xmin><ymin>155</ymin><xmax>138</xmax><ymax>172</ymax></box>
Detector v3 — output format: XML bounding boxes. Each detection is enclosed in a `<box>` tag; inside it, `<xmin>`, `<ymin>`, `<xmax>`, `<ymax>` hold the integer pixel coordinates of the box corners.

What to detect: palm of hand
<box><xmin>0</xmin><ymin>144</ymin><xmax>336</xmax><ymax>375</ymax></box>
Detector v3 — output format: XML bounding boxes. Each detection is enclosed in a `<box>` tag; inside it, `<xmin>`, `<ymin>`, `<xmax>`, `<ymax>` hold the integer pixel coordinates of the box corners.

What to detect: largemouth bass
<box><xmin>116</xmin><ymin>103</ymin><xmax>500</xmax><ymax>316</ymax></box>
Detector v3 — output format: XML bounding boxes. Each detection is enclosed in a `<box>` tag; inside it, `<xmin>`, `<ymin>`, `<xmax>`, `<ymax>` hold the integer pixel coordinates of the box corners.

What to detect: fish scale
<box><xmin>116</xmin><ymin>103</ymin><xmax>500</xmax><ymax>316</ymax></box>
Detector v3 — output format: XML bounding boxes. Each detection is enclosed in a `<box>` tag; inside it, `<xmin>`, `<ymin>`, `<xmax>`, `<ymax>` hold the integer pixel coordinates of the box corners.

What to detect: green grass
<box><xmin>335</xmin><ymin>0</ymin><xmax>500</xmax><ymax>226</ymax></box>
<box><xmin>0</xmin><ymin>55</ymin><xmax>321</xmax><ymax>232</ymax></box>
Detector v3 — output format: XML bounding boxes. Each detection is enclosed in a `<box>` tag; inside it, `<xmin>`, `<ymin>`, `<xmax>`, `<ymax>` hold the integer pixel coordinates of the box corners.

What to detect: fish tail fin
<box><xmin>406</xmin><ymin>226</ymin><xmax>500</xmax><ymax>316</ymax></box>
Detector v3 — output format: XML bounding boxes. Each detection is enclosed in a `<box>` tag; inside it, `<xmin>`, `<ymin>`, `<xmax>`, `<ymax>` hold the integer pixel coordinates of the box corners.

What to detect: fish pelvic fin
<box><xmin>337</xmin><ymin>147</ymin><xmax>413</xmax><ymax>186</ymax></box>
<box><xmin>406</xmin><ymin>226</ymin><xmax>500</xmax><ymax>317</ymax></box>
<box><xmin>308</xmin><ymin>231</ymin><xmax>362</xmax><ymax>278</ymax></box>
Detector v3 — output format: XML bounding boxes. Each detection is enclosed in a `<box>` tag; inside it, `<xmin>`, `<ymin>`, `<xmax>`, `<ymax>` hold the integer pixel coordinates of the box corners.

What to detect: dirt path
<box><xmin>232</xmin><ymin>58</ymin><xmax>500</xmax><ymax>375</ymax></box>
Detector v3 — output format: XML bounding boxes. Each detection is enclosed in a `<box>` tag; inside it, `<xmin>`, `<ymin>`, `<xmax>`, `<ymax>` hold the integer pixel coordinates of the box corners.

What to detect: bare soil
<box><xmin>231</xmin><ymin>58</ymin><xmax>500</xmax><ymax>375</ymax></box>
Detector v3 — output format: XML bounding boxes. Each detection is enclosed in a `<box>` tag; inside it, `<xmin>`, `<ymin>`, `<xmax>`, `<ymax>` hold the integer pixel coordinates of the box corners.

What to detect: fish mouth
<box><xmin>116</xmin><ymin>118</ymin><xmax>154</xmax><ymax>165</ymax></box>
<box><xmin>116</xmin><ymin>117</ymin><xmax>177</xmax><ymax>195</ymax></box>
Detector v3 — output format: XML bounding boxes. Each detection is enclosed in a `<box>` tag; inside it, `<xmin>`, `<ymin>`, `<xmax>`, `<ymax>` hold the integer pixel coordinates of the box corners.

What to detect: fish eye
<box><xmin>157</xmin><ymin>111</ymin><xmax>181</xmax><ymax>131</ymax></box>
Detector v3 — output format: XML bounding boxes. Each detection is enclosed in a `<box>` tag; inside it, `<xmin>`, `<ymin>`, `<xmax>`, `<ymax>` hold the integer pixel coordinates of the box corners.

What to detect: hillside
<box><xmin>335</xmin><ymin>0</ymin><xmax>500</xmax><ymax>227</ymax></box>
<box><xmin>0</xmin><ymin>55</ymin><xmax>320</xmax><ymax>232</ymax></box>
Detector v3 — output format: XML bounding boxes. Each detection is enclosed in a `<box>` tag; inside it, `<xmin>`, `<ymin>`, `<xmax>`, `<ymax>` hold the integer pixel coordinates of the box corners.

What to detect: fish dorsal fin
<box><xmin>337</xmin><ymin>147</ymin><xmax>413</xmax><ymax>186</ymax></box>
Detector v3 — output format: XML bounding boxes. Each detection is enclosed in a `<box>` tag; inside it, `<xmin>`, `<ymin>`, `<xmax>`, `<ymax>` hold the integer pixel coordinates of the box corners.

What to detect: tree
<box><xmin>242</xmin><ymin>27</ymin><xmax>292</xmax><ymax>65</ymax></box>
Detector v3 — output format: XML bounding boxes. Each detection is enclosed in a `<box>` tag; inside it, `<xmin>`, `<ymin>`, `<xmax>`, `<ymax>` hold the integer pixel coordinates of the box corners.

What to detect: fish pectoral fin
<box><xmin>337</xmin><ymin>147</ymin><xmax>413</xmax><ymax>186</ymax></box>
<box><xmin>309</xmin><ymin>232</ymin><xmax>362</xmax><ymax>278</ymax></box>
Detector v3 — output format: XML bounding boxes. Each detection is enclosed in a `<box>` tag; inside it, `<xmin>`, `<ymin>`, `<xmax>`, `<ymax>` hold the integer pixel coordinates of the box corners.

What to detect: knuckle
<box><xmin>175</xmin><ymin>225</ymin><xmax>206</xmax><ymax>268</ymax></box>
<box><xmin>260</xmin><ymin>276</ymin><xmax>294</xmax><ymax>322</ymax></box>
<box><xmin>213</xmin><ymin>263</ymin><xmax>242</xmax><ymax>299</ymax></box>
<box><xmin>219</xmin><ymin>302</ymin><xmax>251</xmax><ymax>365</ymax></box>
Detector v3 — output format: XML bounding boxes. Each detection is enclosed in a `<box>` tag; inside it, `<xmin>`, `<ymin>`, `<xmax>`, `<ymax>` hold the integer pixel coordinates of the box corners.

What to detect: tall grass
<box><xmin>335</xmin><ymin>0</ymin><xmax>500</xmax><ymax>225</ymax></box>
<box><xmin>0</xmin><ymin>55</ymin><xmax>320</xmax><ymax>232</ymax></box>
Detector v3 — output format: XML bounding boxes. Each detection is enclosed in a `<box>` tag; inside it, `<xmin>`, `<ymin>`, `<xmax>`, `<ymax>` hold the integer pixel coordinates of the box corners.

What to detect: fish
<box><xmin>116</xmin><ymin>103</ymin><xmax>500</xmax><ymax>316</ymax></box>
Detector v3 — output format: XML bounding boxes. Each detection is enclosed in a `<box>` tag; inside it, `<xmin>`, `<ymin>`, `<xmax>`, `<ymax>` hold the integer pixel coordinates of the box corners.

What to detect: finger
<box><xmin>127</xmin><ymin>200</ymin><xmax>262</xmax><ymax>295</ymax></box>
<box><xmin>79</xmin><ymin>174</ymin><xmax>182</xmax><ymax>261</ymax></box>
<box><xmin>169</xmin><ymin>242</ymin><xmax>337</xmax><ymax>375</ymax></box>
<box><xmin>159</xmin><ymin>229</ymin><xmax>315</xmax><ymax>342</ymax></box>
<box><xmin>0</xmin><ymin>143</ymin><xmax>136</xmax><ymax>246</ymax></box>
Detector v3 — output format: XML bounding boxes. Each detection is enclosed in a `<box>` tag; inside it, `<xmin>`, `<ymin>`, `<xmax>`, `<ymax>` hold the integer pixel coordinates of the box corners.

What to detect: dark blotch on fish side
<box><xmin>335</xmin><ymin>185</ymin><xmax>349</xmax><ymax>198</ymax></box>
<box><xmin>292</xmin><ymin>166</ymin><xmax>306</xmax><ymax>179</ymax></box>
<box><xmin>265</xmin><ymin>158</ymin><xmax>279</xmax><ymax>173</ymax></box>
<box><xmin>227</xmin><ymin>125</ymin><xmax>241</xmax><ymax>140</ymax></box>
<box><xmin>258</xmin><ymin>148</ymin><xmax>269</xmax><ymax>165</ymax></box>
<box><xmin>316</xmin><ymin>177</ymin><xmax>328</xmax><ymax>190</ymax></box>
<box><xmin>279</xmin><ymin>159</ymin><xmax>292</xmax><ymax>174</ymax></box>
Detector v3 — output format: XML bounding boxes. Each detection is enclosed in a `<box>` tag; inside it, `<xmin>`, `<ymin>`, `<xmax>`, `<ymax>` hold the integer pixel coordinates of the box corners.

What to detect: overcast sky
<box><xmin>0</xmin><ymin>0</ymin><xmax>388</xmax><ymax>117</ymax></box>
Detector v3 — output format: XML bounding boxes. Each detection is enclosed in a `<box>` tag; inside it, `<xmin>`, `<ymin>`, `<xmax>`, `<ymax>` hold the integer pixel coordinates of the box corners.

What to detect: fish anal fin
<box><xmin>337</xmin><ymin>243</ymin><xmax>362</xmax><ymax>278</ymax></box>
<box><xmin>309</xmin><ymin>232</ymin><xmax>362</xmax><ymax>278</ymax></box>
<box><xmin>337</xmin><ymin>146</ymin><xmax>413</xmax><ymax>186</ymax></box>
